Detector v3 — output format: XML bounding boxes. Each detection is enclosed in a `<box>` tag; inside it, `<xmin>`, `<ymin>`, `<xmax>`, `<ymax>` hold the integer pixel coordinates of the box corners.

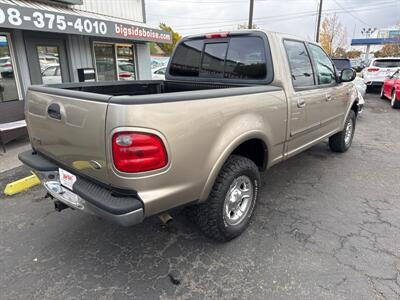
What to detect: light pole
<box><xmin>315</xmin><ymin>0</ymin><xmax>323</xmax><ymax>42</ymax></box>
<box><xmin>248</xmin><ymin>0</ymin><xmax>254</xmax><ymax>29</ymax></box>
<box><xmin>361</xmin><ymin>28</ymin><xmax>376</xmax><ymax>62</ymax></box>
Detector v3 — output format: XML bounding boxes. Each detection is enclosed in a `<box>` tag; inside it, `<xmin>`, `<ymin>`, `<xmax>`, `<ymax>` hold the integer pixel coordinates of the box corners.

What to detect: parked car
<box><xmin>19</xmin><ymin>30</ymin><xmax>360</xmax><ymax>242</ymax></box>
<box><xmin>0</xmin><ymin>56</ymin><xmax>13</xmax><ymax>78</ymax></box>
<box><xmin>363</xmin><ymin>57</ymin><xmax>400</xmax><ymax>93</ymax></box>
<box><xmin>118</xmin><ymin>61</ymin><xmax>135</xmax><ymax>80</ymax></box>
<box><xmin>152</xmin><ymin>66</ymin><xmax>167</xmax><ymax>80</ymax></box>
<box><xmin>380</xmin><ymin>69</ymin><xmax>400</xmax><ymax>108</ymax></box>
<box><xmin>332</xmin><ymin>58</ymin><xmax>352</xmax><ymax>73</ymax></box>
<box><xmin>350</xmin><ymin>59</ymin><xmax>366</xmax><ymax>72</ymax></box>
<box><xmin>41</xmin><ymin>64</ymin><xmax>62</xmax><ymax>85</ymax></box>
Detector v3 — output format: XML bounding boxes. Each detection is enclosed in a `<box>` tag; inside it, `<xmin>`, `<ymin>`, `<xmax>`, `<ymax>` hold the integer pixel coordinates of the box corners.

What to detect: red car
<box><xmin>380</xmin><ymin>69</ymin><xmax>400</xmax><ymax>108</ymax></box>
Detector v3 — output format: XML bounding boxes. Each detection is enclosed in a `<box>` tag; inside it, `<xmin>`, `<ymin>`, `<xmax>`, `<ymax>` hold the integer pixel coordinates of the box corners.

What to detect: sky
<box><xmin>145</xmin><ymin>0</ymin><xmax>400</xmax><ymax>47</ymax></box>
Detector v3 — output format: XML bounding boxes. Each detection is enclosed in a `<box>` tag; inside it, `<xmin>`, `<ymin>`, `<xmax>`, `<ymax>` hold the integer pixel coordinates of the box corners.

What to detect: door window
<box><xmin>117</xmin><ymin>45</ymin><xmax>135</xmax><ymax>81</ymax></box>
<box><xmin>283</xmin><ymin>40</ymin><xmax>315</xmax><ymax>88</ymax></box>
<box><xmin>308</xmin><ymin>44</ymin><xmax>336</xmax><ymax>85</ymax></box>
<box><xmin>0</xmin><ymin>34</ymin><xmax>19</xmax><ymax>102</ymax></box>
<box><xmin>94</xmin><ymin>43</ymin><xmax>117</xmax><ymax>81</ymax></box>
<box><xmin>37</xmin><ymin>46</ymin><xmax>62</xmax><ymax>84</ymax></box>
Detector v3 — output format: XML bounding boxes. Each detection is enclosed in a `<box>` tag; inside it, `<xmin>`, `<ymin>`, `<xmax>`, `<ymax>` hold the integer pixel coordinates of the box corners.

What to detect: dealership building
<box><xmin>0</xmin><ymin>0</ymin><xmax>171</xmax><ymax>105</ymax></box>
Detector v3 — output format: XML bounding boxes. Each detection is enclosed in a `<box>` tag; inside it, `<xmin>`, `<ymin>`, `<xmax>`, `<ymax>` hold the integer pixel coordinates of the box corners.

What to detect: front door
<box><xmin>283</xmin><ymin>39</ymin><xmax>326</xmax><ymax>156</ymax></box>
<box><xmin>25</xmin><ymin>37</ymin><xmax>70</xmax><ymax>85</ymax></box>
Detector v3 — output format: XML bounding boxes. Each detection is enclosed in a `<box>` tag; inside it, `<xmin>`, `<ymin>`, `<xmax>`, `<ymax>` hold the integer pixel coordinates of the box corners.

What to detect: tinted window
<box><xmin>332</xmin><ymin>59</ymin><xmax>351</xmax><ymax>71</ymax></box>
<box><xmin>200</xmin><ymin>43</ymin><xmax>227</xmax><ymax>77</ymax></box>
<box><xmin>169</xmin><ymin>39</ymin><xmax>203</xmax><ymax>77</ymax></box>
<box><xmin>308</xmin><ymin>44</ymin><xmax>336</xmax><ymax>84</ymax></box>
<box><xmin>373</xmin><ymin>59</ymin><xmax>400</xmax><ymax>68</ymax></box>
<box><xmin>224</xmin><ymin>37</ymin><xmax>266</xmax><ymax>79</ymax></box>
<box><xmin>284</xmin><ymin>40</ymin><xmax>315</xmax><ymax>87</ymax></box>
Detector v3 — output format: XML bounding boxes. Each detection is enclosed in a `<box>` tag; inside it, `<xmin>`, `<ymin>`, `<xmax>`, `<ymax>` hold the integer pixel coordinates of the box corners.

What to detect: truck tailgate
<box><xmin>26</xmin><ymin>88</ymin><xmax>110</xmax><ymax>184</ymax></box>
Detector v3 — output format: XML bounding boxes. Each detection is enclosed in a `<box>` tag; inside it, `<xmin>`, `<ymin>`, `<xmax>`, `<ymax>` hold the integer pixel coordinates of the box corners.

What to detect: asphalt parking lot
<box><xmin>1</xmin><ymin>92</ymin><xmax>400</xmax><ymax>300</ymax></box>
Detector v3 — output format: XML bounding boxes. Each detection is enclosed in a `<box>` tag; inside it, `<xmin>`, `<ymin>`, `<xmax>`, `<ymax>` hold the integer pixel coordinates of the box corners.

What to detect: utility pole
<box><xmin>315</xmin><ymin>0</ymin><xmax>323</xmax><ymax>42</ymax></box>
<box><xmin>248</xmin><ymin>0</ymin><xmax>254</xmax><ymax>29</ymax></box>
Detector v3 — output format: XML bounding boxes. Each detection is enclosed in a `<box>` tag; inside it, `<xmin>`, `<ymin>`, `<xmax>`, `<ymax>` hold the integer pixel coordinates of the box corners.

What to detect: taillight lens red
<box><xmin>367</xmin><ymin>67</ymin><xmax>380</xmax><ymax>72</ymax></box>
<box><xmin>119</xmin><ymin>72</ymin><xmax>132</xmax><ymax>78</ymax></box>
<box><xmin>112</xmin><ymin>132</ymin><xmax>168</xmax><ymax>173</ymax></box>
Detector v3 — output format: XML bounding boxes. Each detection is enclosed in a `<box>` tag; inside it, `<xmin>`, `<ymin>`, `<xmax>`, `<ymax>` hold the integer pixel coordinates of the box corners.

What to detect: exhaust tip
<box><xmin>158</xmin><ymin>212</ymin><xmax>173</xmax><ymax>224</ymax></box>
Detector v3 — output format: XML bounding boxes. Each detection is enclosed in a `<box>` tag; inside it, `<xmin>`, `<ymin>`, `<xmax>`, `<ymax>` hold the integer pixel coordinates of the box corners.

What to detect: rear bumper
<box><xmin>18</xmin><ymin>150</ymin><xmax>144</xmax><ymax>226</ymax></box>
<box><xmin>364</xmin><ymin>80</ymin><xmax>383</xmax><ymax>87</ymax></box>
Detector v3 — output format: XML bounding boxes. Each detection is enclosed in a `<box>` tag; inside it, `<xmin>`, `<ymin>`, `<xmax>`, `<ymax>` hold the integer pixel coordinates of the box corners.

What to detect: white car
<box><xmin>152</xmin><ymin>66</ymin><xmax>167</xmax><ymax>80</ymax></box>
<box><xmin>363</xmin><ymin>57</ymin><xmax>400</xmax><ymax>93</ymax></box>
<box><xmin>41</xmin><ymin>64</ymin><xmax>62</xmax><ymax>84</ymax></box>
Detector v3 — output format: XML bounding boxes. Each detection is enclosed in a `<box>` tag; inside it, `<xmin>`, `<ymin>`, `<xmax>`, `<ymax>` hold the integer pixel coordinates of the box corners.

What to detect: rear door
<box><xmin>26</xmin><ymin>88</ymin><xmax>110</xmax><ymax>184</ymax></box>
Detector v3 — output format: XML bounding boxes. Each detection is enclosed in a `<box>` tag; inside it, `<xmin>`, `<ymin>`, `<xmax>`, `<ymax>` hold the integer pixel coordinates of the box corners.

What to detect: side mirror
<box><xmin>340</xmin><ymin>68</ymin><xmax>356</xmax><ymax>82</ymax></box>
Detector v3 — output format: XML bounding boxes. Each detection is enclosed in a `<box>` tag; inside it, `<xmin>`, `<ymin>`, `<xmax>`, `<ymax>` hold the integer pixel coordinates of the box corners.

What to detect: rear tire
<box><xmin>329</xmin><ymin>110</ymin><xmax>356</xmax><ymax>153</ymax></box>
<box><xmin>190</xmin><ymin>155</ymin><xmax>260</xmax><ymax>242</ymax></box>
<box><xmin>391</xmin><ymin>90</ymin><xmax>400</xmax><ymax>109</ymax></box>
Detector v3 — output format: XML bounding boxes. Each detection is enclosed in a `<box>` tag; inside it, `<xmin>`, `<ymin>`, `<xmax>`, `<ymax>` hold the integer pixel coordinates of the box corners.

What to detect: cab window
<box><xmin>283</xmin><ymin>40</ymin><xmax>315</xmax><ymax>88</ymax></box>
<box><xmin>308</xmin><ymin>44</ymin><xmax>336</xmax><ymax>85</ymax></box>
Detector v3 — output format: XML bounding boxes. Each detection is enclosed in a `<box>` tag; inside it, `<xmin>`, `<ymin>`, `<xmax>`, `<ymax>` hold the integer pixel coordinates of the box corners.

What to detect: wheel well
<box><xmin>351</xmin><ymin>101</ymin><xmax>359</xmax><ymax>117</ymax></box>
<box><xmin>231</xmin><ymin>139</ymin><xmax>268</xmax><ymax>170</ymax></box>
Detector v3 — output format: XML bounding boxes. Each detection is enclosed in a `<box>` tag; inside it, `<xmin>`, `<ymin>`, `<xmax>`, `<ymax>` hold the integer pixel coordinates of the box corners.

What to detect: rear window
<box><xmin>373</xmin><ymin>59</ymin><xmax>400</xmax><ymax>68</ymax></box>
<box><xmin>169</xmin><ymin>36</ymin><xmax>267</xmax><ymax>80</ymax></box>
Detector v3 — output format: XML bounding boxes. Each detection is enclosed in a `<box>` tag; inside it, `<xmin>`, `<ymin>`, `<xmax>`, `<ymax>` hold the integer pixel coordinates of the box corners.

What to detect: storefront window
<box><xmin>94</xmin><ymin>43</ymin><xmax>117</xmax><ymax>81</ymax></box>
<box><xmin>0</xmin><ymin>34</ymin><xmax>19</xmax><ymax>102</ymax></box>
<box><xmin>94</xmin><ymin>43</ymin><xmax>136</xmax><ymax>81</ymax></box>
<box><xmin>37</xmin><ymin>46</ymin><xmax>62</xmax><ymax>84</ymax></box>
<box><xmin>117</xmin><ymin>45</ymin><xmax>136</xmax><ymax>80</ymax></box>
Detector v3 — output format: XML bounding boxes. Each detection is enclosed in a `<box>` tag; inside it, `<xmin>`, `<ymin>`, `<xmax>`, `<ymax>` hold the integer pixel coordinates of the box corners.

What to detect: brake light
<box><xmin>119</xmin><ymin>72</ymin><xmax>131</xmax><ymax>78</ymax></box>
<box><xmin>367</xmin><ymin>67</ymin><xmax>380</xmax><ymax>72</ymax></box>
<box><xmin>112</xmin><ymin>132</ymin><xmax>168</xmax><ymax>173</ymax></box>
<box><xmin>205</xmin><ymin>32</ymin><xmax>229</xmax><ymax>39</ymax></box>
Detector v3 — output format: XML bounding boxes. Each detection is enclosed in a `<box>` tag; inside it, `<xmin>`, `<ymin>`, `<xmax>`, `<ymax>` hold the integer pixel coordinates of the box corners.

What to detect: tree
<box><xmin>346</xmin><ymin>50</ymin><xmax>362</xmax><ymax>59</ymax></box>
<box><xmin>319</xmin><ymin>14</ymin><xmax>347</xmax><ymax>57</ymax></box>
<box><xmin>333</xmin><ymin>47</ymin><xmax>346</xmax><ymax>58</ymax></box>
<box><xmin>156</xmin><ymin>23</ymin><xmax>182</xmax><ymax>56</ymax></box>
<box><xmin>374</xmin><ymin>44</ymin><xmax>400</xmax><ymax>57</ymax></box>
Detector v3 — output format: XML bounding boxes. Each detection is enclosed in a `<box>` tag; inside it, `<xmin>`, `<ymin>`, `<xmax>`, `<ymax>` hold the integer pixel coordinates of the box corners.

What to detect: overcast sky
<box><xmin>145</xmin><ymin>0</ymin><xmax>399</xmax><ymax>47</ymax></box>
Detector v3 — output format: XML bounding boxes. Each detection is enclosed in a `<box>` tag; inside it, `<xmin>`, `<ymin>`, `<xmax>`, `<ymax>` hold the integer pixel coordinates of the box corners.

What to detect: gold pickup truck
<box><xmin>19</xmin><ymin>30</ymin><xmax>360</xmax><ymax>242</ymax></box>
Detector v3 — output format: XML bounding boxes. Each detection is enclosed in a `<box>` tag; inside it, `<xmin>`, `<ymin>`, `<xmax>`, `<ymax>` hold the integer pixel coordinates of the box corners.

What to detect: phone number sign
<box><xmin>0</xmin><ymin>4</ymin><xmax>172</xmax><ymax>43</ymax></box>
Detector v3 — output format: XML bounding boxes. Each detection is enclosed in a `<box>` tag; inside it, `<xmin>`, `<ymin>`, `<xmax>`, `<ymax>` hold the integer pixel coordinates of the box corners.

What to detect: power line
<box><xmin>332</xmin><ymin>0</ymin><xmax>372</xmax><ymax>27</ymax></box>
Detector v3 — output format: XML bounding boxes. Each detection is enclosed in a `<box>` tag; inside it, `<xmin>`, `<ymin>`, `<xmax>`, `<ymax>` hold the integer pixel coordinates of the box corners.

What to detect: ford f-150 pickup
<box><xmin>19</xmin><ymin>30</ymin><xmax>360</xmax><ymax>242</ymax></box>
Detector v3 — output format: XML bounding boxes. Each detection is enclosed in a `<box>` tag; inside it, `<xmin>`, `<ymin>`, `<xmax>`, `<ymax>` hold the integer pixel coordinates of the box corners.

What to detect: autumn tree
<box><xmin>156</xmin><ymin>23</ymin><xmax>182</xmax><ymax>56</ymax></box>
<box><xmin>319</xmin><ymin>14</ymin><xmax>347</xmax><ymax>57</ymax></box>
<box><xmin>333</xmin><ymin>47</ymin><xmax>346</xmax><ymax>58</ymax></box>
<box><xmin>374</xmin><ymin>44</ymin><xmax>400</xmax><ymax>57</ymax></box>
<box><xmin>346</xmin><ymin>50</ymin><xmax>362</xmax><ymax>58</ymax></box>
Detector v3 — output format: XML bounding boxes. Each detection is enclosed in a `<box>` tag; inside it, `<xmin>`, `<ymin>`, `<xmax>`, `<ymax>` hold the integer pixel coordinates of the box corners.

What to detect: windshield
<box><xmin>373</xmin><ymin>59</ymin><xmax>400</xmax><ymax>68</ymax></box>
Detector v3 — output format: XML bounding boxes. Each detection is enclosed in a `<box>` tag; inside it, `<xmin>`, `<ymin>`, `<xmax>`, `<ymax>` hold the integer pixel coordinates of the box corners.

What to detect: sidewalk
<box><xmin>0</xmin><ymin>138</ymin><xmax>31</xmax><ymax>173</ymax></box>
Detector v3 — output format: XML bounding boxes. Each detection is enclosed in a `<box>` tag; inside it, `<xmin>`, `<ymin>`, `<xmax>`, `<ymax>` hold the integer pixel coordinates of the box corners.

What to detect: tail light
<box><xmin>3</xmin><ymin>63</ymin><xmax>12</xmax><ymax>67</ymax></box>
<box><xmin>367</xmin><ymin>67</ymin><xmax>380</xmax><ymax>72</ymax></box>
<box><xmin>112</xmin><ymin>132</ymin><xmax>168</xmax><ymax>173</ymax></box>
<box><xmin>205</xmin><ymin>32</ymin><xmax>229</xmax><ymax>39</ymax></box>
<box><xmin>119</xmin><ymin>72</ymin><xmax>132</xmax><ymax>78</ymax></box>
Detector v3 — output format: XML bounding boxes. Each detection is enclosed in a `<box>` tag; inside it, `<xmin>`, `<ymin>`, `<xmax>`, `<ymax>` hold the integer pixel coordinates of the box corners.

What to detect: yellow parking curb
<box><xmin>3</xmin><ymin>173</ymin><xmax>41</xmax><ymax>196</ymax></box>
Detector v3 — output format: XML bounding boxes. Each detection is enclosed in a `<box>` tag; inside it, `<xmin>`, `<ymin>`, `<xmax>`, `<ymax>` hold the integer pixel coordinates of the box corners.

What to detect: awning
<box><xmin>0</xmin><ymin>0</ymin><xmax>172</xmax><ymax>43</ymax></box>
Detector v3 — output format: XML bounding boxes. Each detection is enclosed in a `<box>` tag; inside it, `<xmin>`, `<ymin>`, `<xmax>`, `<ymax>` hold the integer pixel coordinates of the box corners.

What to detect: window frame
<box><xmin>283</xmin><ymin>38</ymin><xmax>317</xmax><ymax>91</ymax></box>
<box><xmin>0</xmin><ymin>31</ymin><xmax>23</xmax><ymax>101</ymax></box>
<box><xmin>166</xmin><ymin>31</ymin><xmax>274</xmax><ymax>85</ymax></box>
<box><xmin>306</xmin><ymin>42</ymin><xmax>338</xmax><ymax>87</ymax></box>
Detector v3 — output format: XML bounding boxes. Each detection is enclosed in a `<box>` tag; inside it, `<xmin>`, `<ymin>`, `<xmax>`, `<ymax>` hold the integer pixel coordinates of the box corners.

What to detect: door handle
<box><xmin>47</xmin><ymin>103</ymin><xmax>62</xmax><ymax>120</ymax></box>
<box><xmin>297</xmin><ymin>98</ymin><xmax>306</xmax><ymax>108</ymax></box>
